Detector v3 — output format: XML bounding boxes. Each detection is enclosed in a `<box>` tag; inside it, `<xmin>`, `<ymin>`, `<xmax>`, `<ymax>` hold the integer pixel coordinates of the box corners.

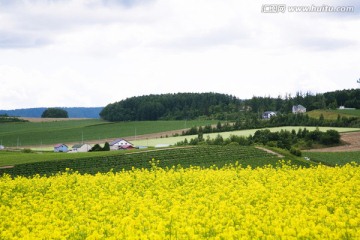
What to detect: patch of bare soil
<box><xmin>305</xmin><ymin>132</ymin><xmax>360</xmax><ymax>152</ymax></box>
<box><xmin>0</xmin><ymin>165</ymin><xmax>14</xmax><ymax>169</ymax></box>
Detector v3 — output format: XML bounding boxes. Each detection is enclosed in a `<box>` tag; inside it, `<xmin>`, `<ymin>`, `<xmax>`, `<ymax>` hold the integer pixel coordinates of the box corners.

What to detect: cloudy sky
<box><xmin>0</xmin><ymin>0</ymin><xmax>359</xmax><ymax>109</ymax></box>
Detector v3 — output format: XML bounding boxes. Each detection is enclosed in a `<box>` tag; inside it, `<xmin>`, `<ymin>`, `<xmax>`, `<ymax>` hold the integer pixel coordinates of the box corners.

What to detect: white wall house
<box><xmin>109</xmin><ymin>139</ymin><xmax>133</xmax><ymax>150</ymax></box>
<box><xmin>262</xmin><ymin>111</ymin><xmax>276</xmax><ymax>119</ymax></box>
<box><xmin>292</xmin><ymin>105</ymin><xmax>306</xmax><ymax>114</ymax></box>
<box><xmin>71</xmin><ymin>144</ymin><xmax>92</xmax><ymax>153</ymax></box>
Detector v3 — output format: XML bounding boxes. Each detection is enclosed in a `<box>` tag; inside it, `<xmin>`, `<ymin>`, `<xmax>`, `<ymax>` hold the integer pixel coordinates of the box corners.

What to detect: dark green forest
<box><xmin>100</xmin><ymin>93</ymin><xmax>241</xmax><ymax>121</ymax></box>
<box><xmin>100</xmin><ymin>89</ymin><xmax>360</xmax><ymax>121</ymax></box>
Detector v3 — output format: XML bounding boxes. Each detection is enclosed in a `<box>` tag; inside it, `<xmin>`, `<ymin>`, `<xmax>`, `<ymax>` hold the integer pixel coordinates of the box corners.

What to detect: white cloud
<box><xmin>0</xmin><ymin>0</ymin><xmax>359</xmax><ymax>109</ymax></box>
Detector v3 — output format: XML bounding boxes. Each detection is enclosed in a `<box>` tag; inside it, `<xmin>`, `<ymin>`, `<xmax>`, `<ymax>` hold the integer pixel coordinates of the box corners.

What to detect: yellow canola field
<box><xmin>0</xmin><ymin>163</ymin><xmax>360</xmax><ymax>239</ymax></box>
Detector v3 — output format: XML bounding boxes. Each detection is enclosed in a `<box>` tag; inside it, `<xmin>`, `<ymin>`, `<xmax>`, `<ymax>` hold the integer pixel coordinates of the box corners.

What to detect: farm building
<box><xmin>109</xmin><ymin>138</ymin><xmax>133</xmax><ymax>150</ymax></box>
<box><xmin>119</xmin><ymin>145</ymin><xmax>135</xmax><ymax>150</ymax></box>
<box><xmin>54</xmin><ymin>144</ymin><xmax>68</xmax><ymax>152</ymax></box>
<box><xmin>262</xmin><ymin>111</ymin><xmax>276</xmax><ymax>119</ymax></box>
<box><xmin>292</xmin><ymin>105</ymin><xmax>306</xmax><ymax>114</ymax></box>
<box><xmin>71</xmin><ymin>144</ymin><xmax>92</xmax><ymax>153</ymax></box>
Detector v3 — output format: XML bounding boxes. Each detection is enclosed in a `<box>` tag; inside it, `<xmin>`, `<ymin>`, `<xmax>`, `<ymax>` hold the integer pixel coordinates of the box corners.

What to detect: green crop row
<box><xmin>0</xmin><ymin>146</ymin><xmax>309</xmax><ymax>177</ymax></box>
<box><xmin>303</xmin><ymin>151</ymin><xmax>360</xmax><ymax>166</ymax></box>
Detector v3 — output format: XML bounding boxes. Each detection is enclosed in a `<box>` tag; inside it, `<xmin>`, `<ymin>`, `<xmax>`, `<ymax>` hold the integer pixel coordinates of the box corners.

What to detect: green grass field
<box><xmin>0</xmin><ymin>119</ymin><xmax>217</xmax><ymax>147</ymax></box>
<box><xmin>0</xmin><ymin>145</ymin><xmax>311</xmax><ymax>177</ymax></box>
<box><xmin>0</xmin><ymin>149</ymin><xmax>129</xmax><ymax>166</ymax></box>
<box><xmin>307</xmin><ymin>109</ymin><xmax>360</xmax><ymax>120</ymax></box>
<box><xmin>132</xmin><ymin>126</ymin><xmax>360</xmax><ymax>147</ymax></box>
<box><xmin>303</xmin><ymin>151</ymin><xmax>360</xmax><ymax>166</ymax></box>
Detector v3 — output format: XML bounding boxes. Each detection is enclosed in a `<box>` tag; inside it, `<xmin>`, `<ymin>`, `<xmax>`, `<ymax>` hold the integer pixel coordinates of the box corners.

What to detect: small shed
<box><xmin>71</xmin><ymin>143</ymin><xmax>92</xmax><ymax>153</ymax></box>
<box><xmin>54</xmin><ymin>144</ymin><xmax>68</xmax><ymax>153</ymax></box>
<box><xmin>109</xmin><ymin>138</ymin><xmax>133</xmax><ymax>150</ymax></box>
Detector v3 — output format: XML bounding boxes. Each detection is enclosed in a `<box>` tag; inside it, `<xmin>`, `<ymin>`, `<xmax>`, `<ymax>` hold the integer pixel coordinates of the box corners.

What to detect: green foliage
<box><xmin>0</xmin><ymin>145</ymin><xmax>310</xmax><ymax>177</ymax></box>
<box><xmin>304</xmin><ymin>151</ymin><xmax>360</xmax><ymax>166</ymax></box>
<box><xmin>100</xmin><ymin>93</ymin><xmax>242</xmax><ymax>121</ymax></box>
<box><xmin>290</xmin><ymin>147</ymin><xmax>302</xmax><ymax>157</ymax></box>
<box><xmin>91</xmin><ymin>142</ymin><xmax>110</xmax><ymax>151</ymax></box>
<box><xmin>178</xmin><ymin>128</ymin><xmax>341</xmax><ymax>154</ymax></box>
<box><xmin>41</xmin><ymin>108</ymin><xmax>69</xmax><ymax>118</ymax></box>
<box><xmin>0</xmin><ymin>115</ymin><xmax>28</xmax><ymax>123</ymax></box>
<box><xmin>319</xmin><ymin>130</ymin><xmax>340</xmax><ymax>145</ymax></box>
<box><xmin>90</xmin><ymin>144</ymin><xmax>103</xmax><ymax>152</ymax></box>
<box><xmin>103</xmin><ymin>142</ymin><xmax>110</xmax><ymax>151</ymax></box>
<box><xmin>21</xmin><ymin>148</ymin><xmax>33</xmax><ymax>153</ymax></box>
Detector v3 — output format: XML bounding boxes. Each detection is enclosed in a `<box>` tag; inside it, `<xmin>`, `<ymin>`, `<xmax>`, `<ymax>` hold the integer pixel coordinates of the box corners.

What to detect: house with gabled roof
<box><xmin>262</xmin><ymin>111</ymin><xmax>277</xmax><ymax>119</ymax></box>
<box><xmin>109</xmin><ymin>138</ymin><xmax>133</xmax><ymax>150</ymax></box>
<box><xmin>71</xmin><ymin>143</ymin><xmax>92</xmax><ymax>153</ymax></box>
<box><xmin>292</xmin><ymin>105</ymin><xmax>306</xmax><ymax>114</ymax></box>
<box><xmin>54</xmin><ymin>143</ymin><xmax>68</xmax><ymax>152</ymax></box>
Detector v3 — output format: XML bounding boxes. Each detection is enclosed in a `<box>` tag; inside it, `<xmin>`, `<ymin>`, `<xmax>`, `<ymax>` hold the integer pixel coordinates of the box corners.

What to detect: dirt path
<box><xmin>255</xmin><ymin>146</ymin><xmax>284</xmax><ymax>158</ymax></box>
<box><xmin>305</xmin><ymin>131</ymin><xmax>360</xmax><ymax>152</ymax></box>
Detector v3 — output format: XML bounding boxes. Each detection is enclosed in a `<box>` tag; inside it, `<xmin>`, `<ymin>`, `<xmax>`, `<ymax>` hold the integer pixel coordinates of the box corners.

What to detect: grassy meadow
<box><xmin>0</xmin><ymin>119</ymin><xmax>217</xmax><ymax>147</ymax></box>
<box><xmin>307</xmin><ymin>109</ymin><xmax>360</xmax><ymax>120</ymax></box>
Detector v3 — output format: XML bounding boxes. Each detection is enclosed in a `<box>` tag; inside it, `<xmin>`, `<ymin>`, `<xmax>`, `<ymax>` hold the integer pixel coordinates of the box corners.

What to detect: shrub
<box><xmin>290</xmin><ymin>147</ymin><xmax>301</xmax><ymax>156</ymax></box>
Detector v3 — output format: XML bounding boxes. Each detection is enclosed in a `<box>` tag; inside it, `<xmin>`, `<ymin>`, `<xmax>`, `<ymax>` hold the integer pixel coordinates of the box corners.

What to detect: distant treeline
<box><xmin>100</xmin><ymin>93</ymin><xmax>241</xmax><ymax>121</ymax></box>
<box><xmin>0</xmin><ymin>107</ymin><xmax>103</xmax><ymax>118</ymax></box>
<box><xmin>101</xmin><ymin>89</ymin><xmax>360</xmax><ymax>121</ymax></box>
<box><xmin>245</xmin><ymin>89</ymin><xmax>360</xmax><ymax>114</ymax></box>
<box><xmin>0</xmin><ymin>114</ymin><xmax>28</xmax><ymax>123</ymax></box>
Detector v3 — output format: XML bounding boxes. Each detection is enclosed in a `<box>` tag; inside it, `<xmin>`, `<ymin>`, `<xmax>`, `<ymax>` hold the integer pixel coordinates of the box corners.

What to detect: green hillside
<box><xmin>0</xmin><ymin>119</ymin><xmax>217</xmax><ymax>147</ymax></box>
<box><xmin>0</xmin><ymin>145</ymin><xmax>310</xmax><ymax>177</ymax></box>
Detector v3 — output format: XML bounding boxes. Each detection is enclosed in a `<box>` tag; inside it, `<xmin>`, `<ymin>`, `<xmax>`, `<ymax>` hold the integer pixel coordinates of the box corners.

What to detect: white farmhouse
<box><xmin>262</xmin><ymin>111</ymin><xmax>276</xmax><ymax>119</ymax></box>
<box><xmin>109</xmin><ymin>139</ymin><xmax>133</xmax><ymax>150</ymax></box>
<box><xmin>292</xmin><ymin>105</ymin><xmax>306</xmax><ymax>114</ymax></box>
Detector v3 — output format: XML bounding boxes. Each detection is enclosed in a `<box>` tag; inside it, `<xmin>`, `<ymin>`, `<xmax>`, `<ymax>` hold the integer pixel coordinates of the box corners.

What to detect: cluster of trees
<box><xmin>100</xmin><ymin>93</ymin><xmax>242</xmax><ymax>121</ymax></box>
<box><xmin>100</xmin><ymin>89</ymin><xmax>360</xmax><ymax>122</ymax></box>
<box><xmin>0</xmin><ymin>114</ymin><xmax>28</xmax><ymax>123</ymax></box>
<box><xmin>245</xmin><ymin>89</ymin><xmax>360</xmax><ymax>114</ymax></box>
<box><xmin>177</xmin><ymin>128</ymin><xmax>341</xmax><ymax>156</ymax></box>
<box><xmin>41</xmin><ymin>108</ymin><xmax>69</xmax><ymax>118</ymax></box>
<box><xmin>90</xmin><ymin>142</ymin><xmax>110</xmax><ymax>152</ymax></box>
